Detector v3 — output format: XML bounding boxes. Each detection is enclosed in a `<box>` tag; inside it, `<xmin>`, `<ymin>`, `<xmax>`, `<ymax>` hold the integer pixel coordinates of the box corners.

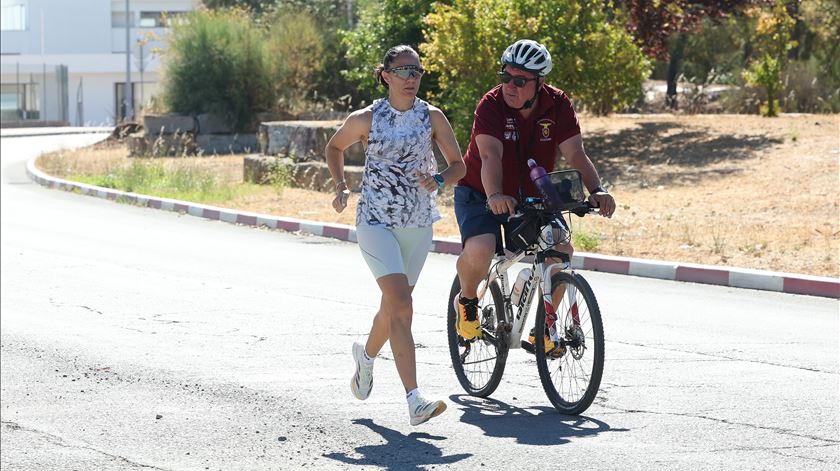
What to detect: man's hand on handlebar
<box><xmin>486</xmin><ymin>192</ymin><xmax>518</xmax><ymax>215</ymax></box>
<box><xmin>588</xmin><ymin>191</ymin><xmax>616</xmax><ymax>218</ymax></box>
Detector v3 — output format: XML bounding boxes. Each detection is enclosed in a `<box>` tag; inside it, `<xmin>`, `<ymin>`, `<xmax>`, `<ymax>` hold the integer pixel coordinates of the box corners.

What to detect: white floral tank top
<box><xmin>356</xmin><ymin>97</ymin><xmax>440</xmax><ymax>228</ymax></box>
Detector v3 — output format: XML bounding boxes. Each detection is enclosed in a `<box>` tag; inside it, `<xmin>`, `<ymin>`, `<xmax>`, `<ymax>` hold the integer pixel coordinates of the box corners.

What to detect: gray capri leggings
<box><xmin>355</xmin><ymin>225</ymin><xmax>433</xmax><ymax>286</ymax></box>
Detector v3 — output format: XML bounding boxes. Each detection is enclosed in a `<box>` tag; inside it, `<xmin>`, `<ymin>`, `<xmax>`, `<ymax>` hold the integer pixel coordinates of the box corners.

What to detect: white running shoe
<box><xmin>350</xmin><ymin>341</ymin><xmax>373</xmax><ymax>400</ymax></box>
<box><xmin>409</xmin><ymin>396</ymin><xmax>447</xmax><ymax>426</ymax></box>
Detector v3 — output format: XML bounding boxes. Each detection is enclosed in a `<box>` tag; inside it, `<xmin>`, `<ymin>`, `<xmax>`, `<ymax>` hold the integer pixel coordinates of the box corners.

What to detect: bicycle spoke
<box><xmin>448</xmin><ymin>275</ymin><xmax>509</xmax><ymax>397</ymax></box>
<box><xmin>462</xmin><ymin>355</ymin><xmax>499</xmax><ymax>366</ymax></box>
<box><xmin>536</xmin><ymin>272</ymin><xmax>604</xmax><ymax>414</ymax></box>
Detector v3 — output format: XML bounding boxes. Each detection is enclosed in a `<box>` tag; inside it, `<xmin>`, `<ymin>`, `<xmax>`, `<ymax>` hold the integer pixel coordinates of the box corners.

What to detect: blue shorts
<box><xmin>453</xmin><ymin>185</ymin><xmax>515</xmax><ymax>252</ymax></box>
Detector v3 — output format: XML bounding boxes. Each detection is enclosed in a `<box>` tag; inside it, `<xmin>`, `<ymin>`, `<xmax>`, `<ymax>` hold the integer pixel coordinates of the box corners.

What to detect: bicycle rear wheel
<box><xmin>534</xmin><ymin>272</ymin><xmax>604</xmax><ymax>415</ymax></box>
<box><xmin>447</xmin><ymin>275</ymin><xmax>508</xmax><ymax>397</ymax></box>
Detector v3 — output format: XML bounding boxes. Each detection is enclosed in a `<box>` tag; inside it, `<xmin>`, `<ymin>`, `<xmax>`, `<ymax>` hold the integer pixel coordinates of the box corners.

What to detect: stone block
<box><xmin>243</xmin><ymin>155</ymin><xmax>292</xmax><ymax>184</ymax></box>
<box><xmin>196</xmin><ymin>133</ymin><xmax>258</xmax><ymax>155</ymax></box>
<box><xmin>145</xmin><ymin>133</ymin><xmax>196</xmax><ymax>157</ymax></box>
<box><xmin>344</xmin><ymin>142</ymin><xmax>366</xmax><ymax>166</ymax></box>
<box><xmin>195</xmin><ymin>113</ymin><xmax>233</xmax><ymax>135</ymax></box>
<box><xmin>127</xmin><ymin>132</ymin><xmax>147</xmax><ymax>157</ymax></box>
<box><xmin>289</xmin><ymin>161</ymin><xmax>364</xmax><ymax>192</ymax></box>
<box><xmin>243</xmin><ymin>155</ymin><xmax>363</xmax><ymax>192</ymax></box>
<box><xmin>259</xmin><ymin>120</ymin><xmax>364</xmax><ymax>164</ymax></box>
<box><xmin>143</xmin><ymin>114</ymin><xmax>196</xmax><ymax>134</ymax></box>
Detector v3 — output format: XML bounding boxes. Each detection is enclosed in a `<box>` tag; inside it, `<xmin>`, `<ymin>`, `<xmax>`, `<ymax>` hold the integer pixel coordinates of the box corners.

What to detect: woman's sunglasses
<box><xmin>387</xmin><ymin>65</ymin><xmax>425</xmax><ymax>80</ymax></box>
<box><xmin>499</xmin><ymin>71</ymin><xmax>538</xmax><ymax>88</ymax></box>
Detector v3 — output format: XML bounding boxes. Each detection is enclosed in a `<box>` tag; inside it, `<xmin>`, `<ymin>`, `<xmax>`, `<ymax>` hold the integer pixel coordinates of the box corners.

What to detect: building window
<box><xmin>0</xmin><ymin>83</ymin><xmax>39</xmax><ymax>121</ymax></box>
<box><xmin>139</xmin><ymin>11</ymin><xmax>161</xmax><ymax>28</ymax></box>
<box><xmin>114</xmin><ymin>82</ymin><xmax>137</xmax><ymax>122</ymax></box>
<box><xmin>139</xmin><ymin>11</ymin><xmax>185</xmax><ymax>28</ymax></box>
<box><xmin>1</xmin><ymin>1</ymin><xmax>27</xmax><ymax>31</ymax></box>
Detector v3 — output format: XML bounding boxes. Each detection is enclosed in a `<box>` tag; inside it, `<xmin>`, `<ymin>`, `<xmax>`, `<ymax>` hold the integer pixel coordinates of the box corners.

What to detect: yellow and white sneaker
<box><xmin>528</xmin><ymin>329</ymin><xmax>566</xmax><ymax>358</ymax></box>
<box><xmin>454</xmin><ymin>294</ymin><xmax>481</xmax><ymax>340</ymax></box>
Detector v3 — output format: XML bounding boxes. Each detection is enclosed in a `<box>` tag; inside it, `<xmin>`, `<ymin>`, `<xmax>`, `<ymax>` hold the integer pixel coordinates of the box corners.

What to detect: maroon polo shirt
<box><xmin>458</xmin><ymin>84</ymin><xmax>581</xmax><ymax>198</ymax></box>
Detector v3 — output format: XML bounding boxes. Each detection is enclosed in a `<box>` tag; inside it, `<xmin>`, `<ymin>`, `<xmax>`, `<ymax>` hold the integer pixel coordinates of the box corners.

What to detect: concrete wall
<box><xmin>66</xmin><ymin>72</ymin><xmax>161</xmax><ymax>126</ymax></box>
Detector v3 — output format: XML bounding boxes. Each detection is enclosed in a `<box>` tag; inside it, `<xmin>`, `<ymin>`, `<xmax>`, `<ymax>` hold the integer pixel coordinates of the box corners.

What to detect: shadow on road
<box><xmin>323</xmin><ymin>418</ymin><xmax>472</xmax><ymax>470</ymax></box>
<box><xmin>450</xmin><ymin>394</ymin><xmax>626</xmax><ymax>445</ymax></box>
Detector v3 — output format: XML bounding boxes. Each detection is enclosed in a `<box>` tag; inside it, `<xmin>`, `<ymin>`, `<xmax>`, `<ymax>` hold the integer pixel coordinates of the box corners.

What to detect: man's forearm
<box><xmin>479</xmin><ymin>157</ymin><xmax>505</xmax><ymax>196</ymax></box>
<box><xmin>568</xmin><ymin>151</ymin><xmax>603</xmax><ymax>192</ymax></box>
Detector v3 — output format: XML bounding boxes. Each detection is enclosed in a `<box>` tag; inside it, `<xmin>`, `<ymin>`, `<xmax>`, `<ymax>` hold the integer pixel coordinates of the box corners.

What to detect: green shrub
<box><xmin>421</xmin><ymin>0</ymin><xmax>650</xmax><ymax>144</ymax></box>
<box><xmin>265</xmin><ymin>9</ymin><xmax>323</xmax><ymax>113</ymax></box>
<box><xmin>162</xmin><ymin>7</ymin><xmax>273</xmax><ymax>131</ymax></box>
<box><xmin>573</xmin><ymin>229</ymin><xmax>601</xmax><ymax>252</ymax></box>
<box><xmin>265</xmin><ymin>158</ymin><xmax>291</xmax><ymax>193</ymax></box>
<box><xmin>741</xmin><ymin>2</ymin><xmax>795</xmax><ymax>117</ymax></box>
<box><xmin>74</xmin><ymin>160</ymin><xmax>254</xmax><ymax>203</ymax></box>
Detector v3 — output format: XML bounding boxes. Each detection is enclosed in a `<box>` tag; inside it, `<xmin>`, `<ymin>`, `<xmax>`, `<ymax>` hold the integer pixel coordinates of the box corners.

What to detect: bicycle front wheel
<box><xmin>534</xmin><ymin>272</ymin><xmax>604</xmax><ymax>415</ymax></box>
<box><xmin>447</xmin><ymin>275</ymin><xmax>508</xmax><ymax>397</ymax></box>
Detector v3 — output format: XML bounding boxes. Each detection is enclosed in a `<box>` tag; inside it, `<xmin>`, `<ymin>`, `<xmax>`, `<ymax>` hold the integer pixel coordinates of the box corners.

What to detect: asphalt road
<box><xmin>1</xmin><ymin>134</ymin><xmax>838</xmax><ymax>470</ymax></box>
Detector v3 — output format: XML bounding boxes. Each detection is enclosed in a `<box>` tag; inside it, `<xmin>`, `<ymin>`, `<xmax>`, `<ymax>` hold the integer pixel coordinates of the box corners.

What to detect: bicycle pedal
<box><xmin>521</xmin><ymin>340</ymin><xmax>536</xmax><ymax>354</ymax></box>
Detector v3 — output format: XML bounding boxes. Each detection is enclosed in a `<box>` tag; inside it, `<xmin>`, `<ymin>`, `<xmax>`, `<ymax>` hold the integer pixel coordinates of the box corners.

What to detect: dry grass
<box><xmin>36</xmin><ymin>114</ymin><xmax>839</xmax><ymax>277</ymax></box>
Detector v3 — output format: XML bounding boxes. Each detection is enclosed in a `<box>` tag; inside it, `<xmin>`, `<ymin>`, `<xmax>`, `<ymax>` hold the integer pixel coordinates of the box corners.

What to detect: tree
<box><xmin>163</xmin><ymin>8</ymin><xmax>273</xmax><ymax>131</ymax></box>
<box><xmin>799</xmin><ymin>0</ymin><xmax>840</xmax><ymax>86</ymax></box>
<box><xmin>273</xmin><ymin>0</ymin><xmax>370</xmax><ymax>109</ymax></box>
<box><xmin>265</xmin><ymin>10</ymin><xmax>323</xmax><ymax>112</ymax></box>
<box><xmin>422</xmin><ymin>0</ymin><xmax>650</xmax><ymax>144</ymax></box>
<box><xmin>624</xmin><ymin>0</ymin><xmax>755</xmax><ymax>108</ymax></box>
<box><xmin>341</xmin><ymin>0</ymin><xmax>439</xmax><ymax>107</ymax></box>
<box><xmin>742</xmin><ymin>1</ymin><xmax>795</xmax><ymax>116</ymax></box>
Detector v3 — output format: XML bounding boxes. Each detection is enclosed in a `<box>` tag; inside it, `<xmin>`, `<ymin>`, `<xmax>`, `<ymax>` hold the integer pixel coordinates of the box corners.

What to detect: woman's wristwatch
<box><xmin>590</xmin><ymin>186</ymin><xmax>607</xmax><ymax>195</ymax></box>
<box><xmin>432</xmin><ymin>173</ymin><xmax>445</xmax><ymax>190</ymax></box>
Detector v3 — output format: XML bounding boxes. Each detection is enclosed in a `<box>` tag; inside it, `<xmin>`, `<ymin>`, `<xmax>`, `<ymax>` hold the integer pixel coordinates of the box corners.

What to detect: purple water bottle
<box><xmin>528</xmin><ymin>159</ymin><xmax>563</xmax><ymax>213</ymax></box>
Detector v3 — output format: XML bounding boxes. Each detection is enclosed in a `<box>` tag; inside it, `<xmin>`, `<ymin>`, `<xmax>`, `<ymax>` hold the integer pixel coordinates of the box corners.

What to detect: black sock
<box><xmin>459</xmin><ymin>296</ymin><xmax>478</xmax><ymax>306</ymax></box>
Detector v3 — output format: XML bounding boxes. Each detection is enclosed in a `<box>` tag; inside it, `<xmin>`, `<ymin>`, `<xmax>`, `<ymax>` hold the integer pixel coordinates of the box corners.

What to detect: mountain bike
<box><xmin>446</xmin><ymin>169</ymin><xmax>605</xmax><ymax>415</ymax></box>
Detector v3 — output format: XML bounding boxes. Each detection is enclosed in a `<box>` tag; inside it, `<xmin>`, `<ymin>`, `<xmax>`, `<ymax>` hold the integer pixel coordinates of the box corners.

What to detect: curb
<box><xmin>26</xmin><ymin>156</ymin><xmax>840</xmax><ymax>300</ymax></box>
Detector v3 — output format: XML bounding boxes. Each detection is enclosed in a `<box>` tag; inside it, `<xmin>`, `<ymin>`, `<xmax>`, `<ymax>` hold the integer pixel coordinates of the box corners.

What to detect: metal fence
<box><xmin>0</xmin><ymin>62</ymin><xmax>69</xmax><ymax>126</ymax></box>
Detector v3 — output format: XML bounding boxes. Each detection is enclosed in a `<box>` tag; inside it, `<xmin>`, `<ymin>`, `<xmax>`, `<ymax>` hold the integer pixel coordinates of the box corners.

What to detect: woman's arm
<box><xmin>325</xmin><ymin>109</ymin><xmax>371</xmax><ymax>212</ymax></box>
<box><xmin>428</xmin><ymin>107</ymin><xmax>465</xmax><ymax>185</ymax></box>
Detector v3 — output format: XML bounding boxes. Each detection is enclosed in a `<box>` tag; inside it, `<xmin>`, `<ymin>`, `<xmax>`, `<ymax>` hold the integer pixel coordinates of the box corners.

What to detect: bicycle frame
<box><xmin>476</xmin><ymin>224</ymin><xmax>571</xmax><ymax>349</ymax></box>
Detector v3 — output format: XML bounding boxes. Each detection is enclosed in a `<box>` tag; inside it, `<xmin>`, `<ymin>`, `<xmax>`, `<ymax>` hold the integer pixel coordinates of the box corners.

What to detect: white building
<box><xmin>1</xmin><ymin>0</ymin><xmax>197</xmax><ymax>126</ymax></box>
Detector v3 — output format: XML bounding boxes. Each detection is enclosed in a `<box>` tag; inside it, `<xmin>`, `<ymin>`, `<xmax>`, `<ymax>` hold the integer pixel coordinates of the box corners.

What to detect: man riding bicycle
<box><xmin>453</xmin><ymin>39</ymin><xmax>616</xmax><ymax>347</ymax></box>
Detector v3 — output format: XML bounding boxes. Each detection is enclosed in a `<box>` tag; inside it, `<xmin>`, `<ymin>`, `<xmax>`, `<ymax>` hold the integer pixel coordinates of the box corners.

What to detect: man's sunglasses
<box><xmin>499</xmin><ymin>71</ymin><xmax>538</xmax><ymax>88</ymax></box>
<box><xmin>387</xmin><ymin>65</ymin><xmax>425</xmax><ymax>80</ymax></box>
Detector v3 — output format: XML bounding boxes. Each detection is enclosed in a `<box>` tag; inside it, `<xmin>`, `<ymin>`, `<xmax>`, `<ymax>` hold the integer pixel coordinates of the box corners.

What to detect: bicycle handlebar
<box><xmin>510</xmin><ymin>198</ymin><xmax>599</xmax><ymax>222</ymax></box>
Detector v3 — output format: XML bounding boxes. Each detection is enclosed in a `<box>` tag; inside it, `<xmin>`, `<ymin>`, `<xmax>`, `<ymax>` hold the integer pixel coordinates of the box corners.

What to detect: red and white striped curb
<box><xmin>27</xmin><ymin>157</ymin><xmax>840</xmax><ymax>299</ymax></box>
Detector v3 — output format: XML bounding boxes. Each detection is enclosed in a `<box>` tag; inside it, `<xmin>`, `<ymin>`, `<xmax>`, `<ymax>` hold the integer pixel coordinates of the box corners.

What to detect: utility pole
<box><xmin>137</xmin><ymin>39</ymin><xmax>145</xmax><ymax>110</ymax></box>
<box><xmin>125</xmin><ymin>0</ymin><xmax>133</xmax><ymax>122</ymax></box>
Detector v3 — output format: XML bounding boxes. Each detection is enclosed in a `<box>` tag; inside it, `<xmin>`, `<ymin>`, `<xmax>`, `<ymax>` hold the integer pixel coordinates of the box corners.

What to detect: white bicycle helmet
<box><xmin>500</xmin><ymin>39</ymin><xmax>553</xmax><ymax>77</ymax></box>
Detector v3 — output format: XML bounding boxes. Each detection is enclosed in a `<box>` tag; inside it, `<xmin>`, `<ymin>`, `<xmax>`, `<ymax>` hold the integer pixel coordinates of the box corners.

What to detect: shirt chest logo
<box><xmin>537</xmin><ymin>119</ymin><xmax>555</xmax><ymax>142</ymax></box>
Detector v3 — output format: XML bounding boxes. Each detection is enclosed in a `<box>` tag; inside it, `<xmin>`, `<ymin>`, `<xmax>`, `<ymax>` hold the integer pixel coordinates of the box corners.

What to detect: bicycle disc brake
<box><xmin>567</xmin><ymin>325</ymin><xmax>586</xmax><ymax>360</ymax></box>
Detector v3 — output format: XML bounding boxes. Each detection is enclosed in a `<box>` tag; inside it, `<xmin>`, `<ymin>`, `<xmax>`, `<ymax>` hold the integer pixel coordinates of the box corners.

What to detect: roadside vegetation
<box><xmin>148</xmin><ymin>0</ymin><xmax>838</xmax><ymax>137</ymax></box>
<box><xmin>36</xmin><ymin>146</ymin><xmax>272</xmax><ymax>205</ymax></box>
<box><xmin>37</xmin><ymin>114</ymin><xmax>839</xmax><ymax>278</ymax></box>
<box><xmin>35</xmin><ymin>1</ymin><xmax>839</xmax><ymax>278</ymax></box>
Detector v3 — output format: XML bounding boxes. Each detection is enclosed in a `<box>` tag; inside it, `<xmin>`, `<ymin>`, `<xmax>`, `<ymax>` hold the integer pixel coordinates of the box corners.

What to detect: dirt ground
<box><xmin>37</xmin><ymin>113</ymin><xmax>839</xmax><ymax>277</ymax></box>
